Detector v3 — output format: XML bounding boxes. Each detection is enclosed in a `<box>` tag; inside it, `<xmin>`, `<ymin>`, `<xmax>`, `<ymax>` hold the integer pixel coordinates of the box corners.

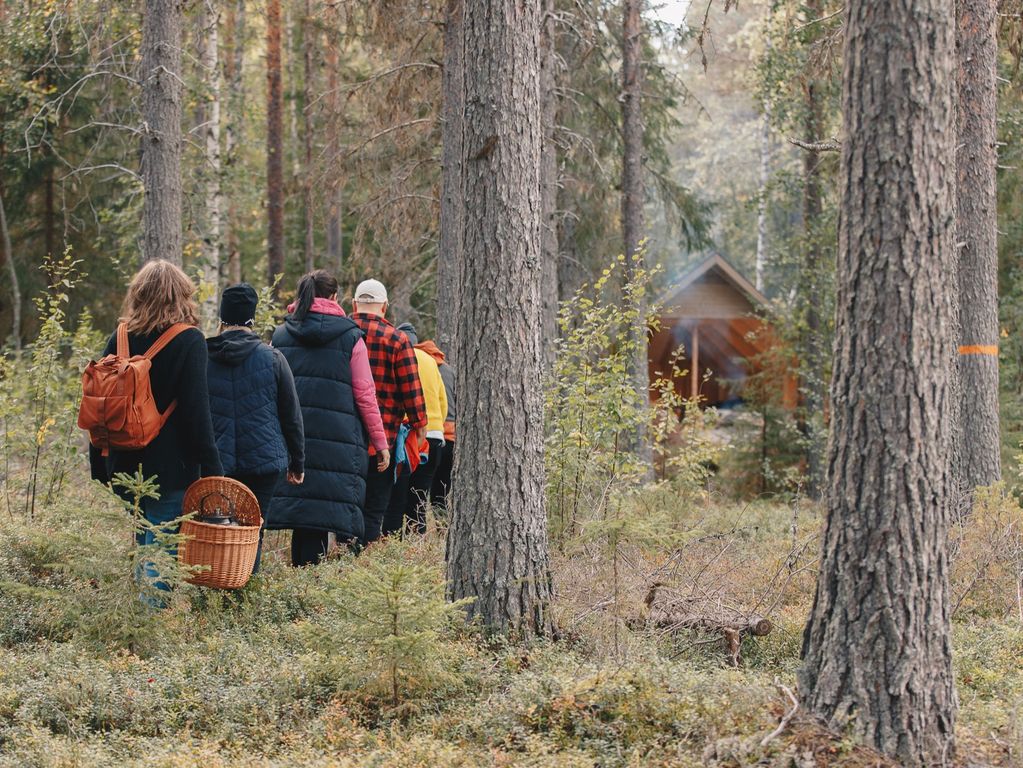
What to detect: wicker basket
<box><xmin>179</xmin><ymin>477</ymin><xmax>262</xmax><ymax>590</ymax></box>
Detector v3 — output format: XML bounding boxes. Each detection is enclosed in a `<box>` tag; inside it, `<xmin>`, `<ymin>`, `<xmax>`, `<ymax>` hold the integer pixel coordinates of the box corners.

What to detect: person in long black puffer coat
<box><xmin>266</xmin><ymin>269</ymin><xmax>389</xmax><ymax>566</ymax></box>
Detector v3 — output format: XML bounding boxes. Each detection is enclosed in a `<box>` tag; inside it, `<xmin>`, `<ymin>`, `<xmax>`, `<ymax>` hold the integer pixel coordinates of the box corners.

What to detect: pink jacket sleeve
<box><xmin>350</xmin><ymin>338</ymin><xmax>388</xmax><ymax>452</ymax></box>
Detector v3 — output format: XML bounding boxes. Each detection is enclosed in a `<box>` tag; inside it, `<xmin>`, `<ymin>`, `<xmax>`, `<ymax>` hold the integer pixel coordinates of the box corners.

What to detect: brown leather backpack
<box><xmin>78</xmin><ymin>322</ymin><xmax>192</xmax><ymax>455</ymax></box>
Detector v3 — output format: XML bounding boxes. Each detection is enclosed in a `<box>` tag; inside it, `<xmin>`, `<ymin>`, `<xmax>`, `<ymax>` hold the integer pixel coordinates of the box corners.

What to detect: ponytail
<box><xmin>291</xmin><ymin>269</ymin><xmax>340</xmax><ymax>321</ymax></box>
<box><xmin>292</xmin><ymin>274</ymin><xmax>317</xmax><ymax>321</ymax></box>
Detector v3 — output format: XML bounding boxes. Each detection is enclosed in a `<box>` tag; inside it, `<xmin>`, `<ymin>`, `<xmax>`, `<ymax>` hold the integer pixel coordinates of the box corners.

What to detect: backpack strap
<box><xmin>116</xmin><ymin>323</ymin><xmax>129</xmax><ymax>359</ymax></box>
<box><xmin>144</xmin><ymin>323</ymin><xmax>193</xmax><ymax>360</ymax></box>
<box><xmin>145</xmin><ymin>323</ymin><xmax>194</xmax><ymax>428</ymax></box>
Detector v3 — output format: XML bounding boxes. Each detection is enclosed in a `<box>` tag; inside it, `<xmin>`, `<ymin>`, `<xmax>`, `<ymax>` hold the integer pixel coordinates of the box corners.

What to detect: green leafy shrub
<box><xmin>546</xmin><ymin>257</ymin><xmax>721</xmax><ymax>545</ymax></box>
<box><xmin>0</xmin><ymin>252</ymin><xmax>103</xmax><ymax>519</ymax></box>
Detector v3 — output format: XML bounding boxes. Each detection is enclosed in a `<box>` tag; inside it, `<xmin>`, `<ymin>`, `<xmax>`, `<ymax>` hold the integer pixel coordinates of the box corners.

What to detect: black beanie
<box><xmin>396</xmin><ymin>322</ymin><xmax>418</xmax><ymax>345</ymax></box>
<box><xmin>220</xmin><ymin>283</ymin><xmax>258</xmax><ymax>326</ymax></box>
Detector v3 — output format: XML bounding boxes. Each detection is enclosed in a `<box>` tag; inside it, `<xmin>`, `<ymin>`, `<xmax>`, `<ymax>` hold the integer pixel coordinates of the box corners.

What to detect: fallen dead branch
<box><xmin>637</xmin><ymin>582</ymin><xmax>773</xmax><ymax>665</ymax></box>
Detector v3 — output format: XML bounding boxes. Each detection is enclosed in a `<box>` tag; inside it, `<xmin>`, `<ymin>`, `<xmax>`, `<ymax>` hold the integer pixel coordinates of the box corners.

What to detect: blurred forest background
<box><xmin>5</xmin><ymin>0</ymin><xmax>1023</xmax><ymax>484</ymax></box>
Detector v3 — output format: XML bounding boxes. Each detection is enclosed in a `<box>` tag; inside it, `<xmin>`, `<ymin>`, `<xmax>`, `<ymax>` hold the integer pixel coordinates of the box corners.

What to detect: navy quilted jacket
<box><xmin>207</xmin><ymin>330</ymin><xmax>304</xmax><ymax>476</ymax></box>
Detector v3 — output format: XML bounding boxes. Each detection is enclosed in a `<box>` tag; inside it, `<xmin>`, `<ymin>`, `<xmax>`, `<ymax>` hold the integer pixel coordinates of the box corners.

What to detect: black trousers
<box><xmin>382</xmin><ymin>438</ymin><xmax>444</xmax><ymax>536</ymax></box>
<box><xmin>382</xmin><ymin>464</ymin><xmax>414</xmax><ymax>537</ymax></box>
<box><xmin>230</xmin><ymin>470</ymin><xmax>284</xmax><ymax>573</ymax></box>
<box><xmin>291</xmin><ymin>528</ymin><xmax>330</xmax><ymax>566</ymax></box>
<box><xmin>407</xmin><ymin>439</ymin><xmax>444</xmax><ymax>533</ymax></box>
<box><xmin>362</xmin><ymin>451</ymin><xmax>395</xmax><ymax>545</ymax></box>
<box><xmin>430</xmin><ymin>439</ymin><xmax>454</xmax><ymax>510</ymax></box>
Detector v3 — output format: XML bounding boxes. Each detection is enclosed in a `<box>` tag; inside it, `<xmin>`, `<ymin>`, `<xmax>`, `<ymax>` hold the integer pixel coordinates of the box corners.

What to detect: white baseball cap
<box><xmin>354</xmin><ymin>278</ymin><xmax>388</xmax><ymax>303</ymax></box>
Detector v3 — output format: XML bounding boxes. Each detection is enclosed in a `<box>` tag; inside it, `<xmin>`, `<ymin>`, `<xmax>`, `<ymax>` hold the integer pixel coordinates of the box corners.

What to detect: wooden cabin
<box><xmin>649</xmin><ymin>255</ymin><xmax>798</xmax><ymax>408</ymax></box>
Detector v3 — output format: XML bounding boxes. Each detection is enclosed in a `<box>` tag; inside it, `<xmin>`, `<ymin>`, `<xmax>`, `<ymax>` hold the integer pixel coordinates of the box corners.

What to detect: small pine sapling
<box><xmin>323</xmin><ymin>537</ymin><xmax>473</xmax><ymax>709</ymax></box>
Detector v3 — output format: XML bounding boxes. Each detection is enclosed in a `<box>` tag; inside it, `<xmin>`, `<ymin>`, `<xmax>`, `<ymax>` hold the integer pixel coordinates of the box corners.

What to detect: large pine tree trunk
<box><xmin>446</xmin><ymin>0</ymin><xmax>555</xmax><ymax>637</ymax></box>
<box><xmin>266</xmin><ymin>0</ymin><xmax>285</xmax><ymax>289</ymax></box>
<box><xmin>957</xmin><ymin>0</ymin><xmax>1000</xmax><ymax>489</ymax></box>
<box><xmin>223</xmin><ymin>0</ymin><xmax>245</xmax><ymax>284</ymax></box>
<box><xmin>199</xmin><ymin>0</ymin><xmax>222</xmax><ymax>328</ymax></box>
<box><xmin>798</xmin><ymin>0</ymin><xmax>959</xmax><ymax>763</ymax></box>
<box><xmin>140</xmin><ymin>0</ymin><xmax>184</xmax><ymax>265</ymax></box>
<box><xmin>435</xmin><ymin>0</ymin><xmax>463</xmax><ymax>362</ymax></box>
<box><xmin>621</xmin><ymin>0</ymin><xmax>649</xmax><ymax>460</ymax></box>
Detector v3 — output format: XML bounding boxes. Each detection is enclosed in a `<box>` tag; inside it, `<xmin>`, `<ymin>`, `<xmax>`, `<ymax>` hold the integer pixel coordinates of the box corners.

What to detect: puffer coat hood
<box><xmin>207</xmin><ymin>329</ymin><xmax>263</xmax><ymax>366</ymax></box>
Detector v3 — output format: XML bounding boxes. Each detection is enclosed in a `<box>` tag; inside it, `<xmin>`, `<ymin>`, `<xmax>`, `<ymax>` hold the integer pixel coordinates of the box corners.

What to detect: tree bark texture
<box><xmin>266</xmin><ymin>0</ymin><xmax>284</xmax><ymax>290</ymax></box>
<box><xmin>435</xmin><ymin>0</ymin><xmax>463</xmax><ymax>362</ymax></box>
<box><xmin>621</xmin><ymin>0</ymin><xmax>650</xmax><ymax>461</ymax></box>
<box><xmin>539</xmin><ymin>0</ymin><xmax>560</xmax><ymax>372</ymax></box>
<box><xmin>956</xmin><ymin>0</ymin><xmax>1000</xmax><ymax>489</ymax></box>
<box><xmin>302</xmin><ymin>0</ymin><xmax>315</xmax><ymax>272</ymax></box>
<box><xmin>140</xmin><ymin>0</ymin><xmax>184</xmax><ymax>265</ymax></box>
<box><xmin>798</xmin><ymin>0</ymin><xmax>959</xmax><ymax>764</ymax></box>
<box><xmin>223</xmin><ymin>0</ymin><xmax>245</xmax><ymax>284</ymax></box>
<box><xmin>446</xmin><ymin>0</ymin><xmax>555</xmax><ymax>638</ymax></box>
<box><xmin>200</xmin><ymin>0</ymin><xmax>222</xmax><ymax>329</ymax></box>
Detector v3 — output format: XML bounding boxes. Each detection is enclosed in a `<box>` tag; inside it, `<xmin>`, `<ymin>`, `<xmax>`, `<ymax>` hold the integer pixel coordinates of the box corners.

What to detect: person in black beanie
<box><xmin>207</xmin><ymin>283</ymin><xmax>305</xmax><ymax>571</ymax></box>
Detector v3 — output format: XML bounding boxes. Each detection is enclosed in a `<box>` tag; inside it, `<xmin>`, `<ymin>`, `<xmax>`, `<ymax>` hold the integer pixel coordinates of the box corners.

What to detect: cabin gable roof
<box><xmin>659</xmin><ymin>254</ymin><xmax>769</xmax><ymax>320</ymax></box>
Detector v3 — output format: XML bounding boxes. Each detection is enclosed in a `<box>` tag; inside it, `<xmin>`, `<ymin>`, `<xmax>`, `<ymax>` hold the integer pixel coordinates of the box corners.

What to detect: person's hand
<box><xmin>416</xmin><ymin>426</ymin><xmax>426</xmax><ymax>443</ymax></box>
<box><xmin>287</xmin><ymin>470</ymin><xmax>304</xmax><ymax>485</ymax></box>
<box><xmin>376</xmin><ymin>448</ymin><xmax>391</xmax><ymax>472</ymax></box>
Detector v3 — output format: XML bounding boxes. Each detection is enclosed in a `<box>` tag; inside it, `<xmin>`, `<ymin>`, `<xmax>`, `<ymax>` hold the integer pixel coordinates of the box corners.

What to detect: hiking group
<box><xmin>83</xmin><ymin>259</ymin><xmax>455</xmax><ymax>595</ymax></box>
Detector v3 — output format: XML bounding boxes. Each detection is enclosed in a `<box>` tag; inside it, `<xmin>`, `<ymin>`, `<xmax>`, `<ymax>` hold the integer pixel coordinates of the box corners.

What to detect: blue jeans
<box><xmin>135</xmin><ymin>489</ymin><xmax>185</xmax><ymax>603</ymax></box>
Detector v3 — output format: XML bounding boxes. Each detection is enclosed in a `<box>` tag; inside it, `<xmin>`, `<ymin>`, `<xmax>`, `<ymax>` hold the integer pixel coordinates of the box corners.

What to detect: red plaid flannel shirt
<box><xmin>351</xmin><ymin>313</ymin><xmax>427</xmax><ymax>448</ymax></box>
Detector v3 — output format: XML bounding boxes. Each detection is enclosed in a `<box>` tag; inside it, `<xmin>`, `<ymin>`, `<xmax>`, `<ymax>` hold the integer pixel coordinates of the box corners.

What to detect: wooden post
<box><xmin>690</xmin><ymin>322</ymin><xmax>700</xmax><ymax>400</ymax></box>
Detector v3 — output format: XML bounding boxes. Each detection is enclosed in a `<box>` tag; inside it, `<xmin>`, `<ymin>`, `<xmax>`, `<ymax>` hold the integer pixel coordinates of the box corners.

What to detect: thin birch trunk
<box><xmin>223</xmin><ymin>0</ymin><xmax>245</xmax><ymax>284</ymax></box>
<box><xmin>200</xmin><ymin>0</ymin><xmax>222</xmax><ymax>329</ymax></box>
<box><xmin>302</xmin><ymin>0</ymin><xmax>314</xmax><ymax>272</ymax></box>
<box><xmin>621</xmin><ymin>0</ymin><xmax>650</xmax><ymax>464</ymax></box>
<box><xmin>285</xmin><ymin>0</ymin><xmax>300</xmax><ymax>181</ymax></box>
<box><xmin>0</xmin><ymin>188</ymin><xmax>20</xmax><ymax>350</ymax></box>
<box><xmin>754</xmin><ymin>111</ymin><xmax>769</xmax><ymax>293</ymax></box>
<box><xmin>324</xmin><ymin>7</ymin><xmax>343</xmax><ymax>271</ymax></box>
<box><xmin>266</xmin><ymin>0</ymin><xmax>285</xmax><ymax>290</ymax></box>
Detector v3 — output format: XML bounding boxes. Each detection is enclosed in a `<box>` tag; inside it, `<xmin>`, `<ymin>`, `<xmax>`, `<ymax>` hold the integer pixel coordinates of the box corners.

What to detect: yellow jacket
<box><xmin>414</xmin><ymin>348</ymin><xmax>448</xmax><ymax>441</ymax></box>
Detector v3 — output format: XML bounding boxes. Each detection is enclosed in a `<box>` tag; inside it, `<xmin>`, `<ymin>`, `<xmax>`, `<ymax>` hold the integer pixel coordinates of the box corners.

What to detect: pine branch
<box><xmin>788</xmin><ymin>136</ymin><xmax>842</xmax><ymax>153</ymax></box>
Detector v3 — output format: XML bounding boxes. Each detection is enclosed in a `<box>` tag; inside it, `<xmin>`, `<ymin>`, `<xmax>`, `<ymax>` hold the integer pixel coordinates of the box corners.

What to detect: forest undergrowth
<box><xmin>1</xmin><ymin>477</ymin><xmax>1021</xmax><ymax>767</ymax></box>
<box><xmin>0</xmin><ymin>261</ymin><xmax>1021</xmax><ymax>767</ymax></box>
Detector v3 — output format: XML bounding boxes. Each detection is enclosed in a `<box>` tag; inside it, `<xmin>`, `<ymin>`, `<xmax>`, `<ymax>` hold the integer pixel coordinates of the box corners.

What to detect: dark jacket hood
<box><xmin>283</xmin><ymin>312</ymin><xmax>358</xmax><ymax>346</ymax></box>
<box><xmin>207</xmin><ymin>329</ymin><xmax>264</xmax><ymax>367</ymax></box>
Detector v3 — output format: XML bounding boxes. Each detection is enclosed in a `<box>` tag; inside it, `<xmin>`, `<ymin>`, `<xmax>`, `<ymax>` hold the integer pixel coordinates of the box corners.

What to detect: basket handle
<box><xmin>198</xmin><ymin>491</ymin><xmax>235</xmax><ymax>519</ymax></box>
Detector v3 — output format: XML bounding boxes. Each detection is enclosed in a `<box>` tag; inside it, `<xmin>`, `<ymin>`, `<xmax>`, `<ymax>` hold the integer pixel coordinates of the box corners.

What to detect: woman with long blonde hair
<box><xmin>89</xmin><ymin>260</ymin><xmax>223</xmax><ymax>600</ymax></box>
